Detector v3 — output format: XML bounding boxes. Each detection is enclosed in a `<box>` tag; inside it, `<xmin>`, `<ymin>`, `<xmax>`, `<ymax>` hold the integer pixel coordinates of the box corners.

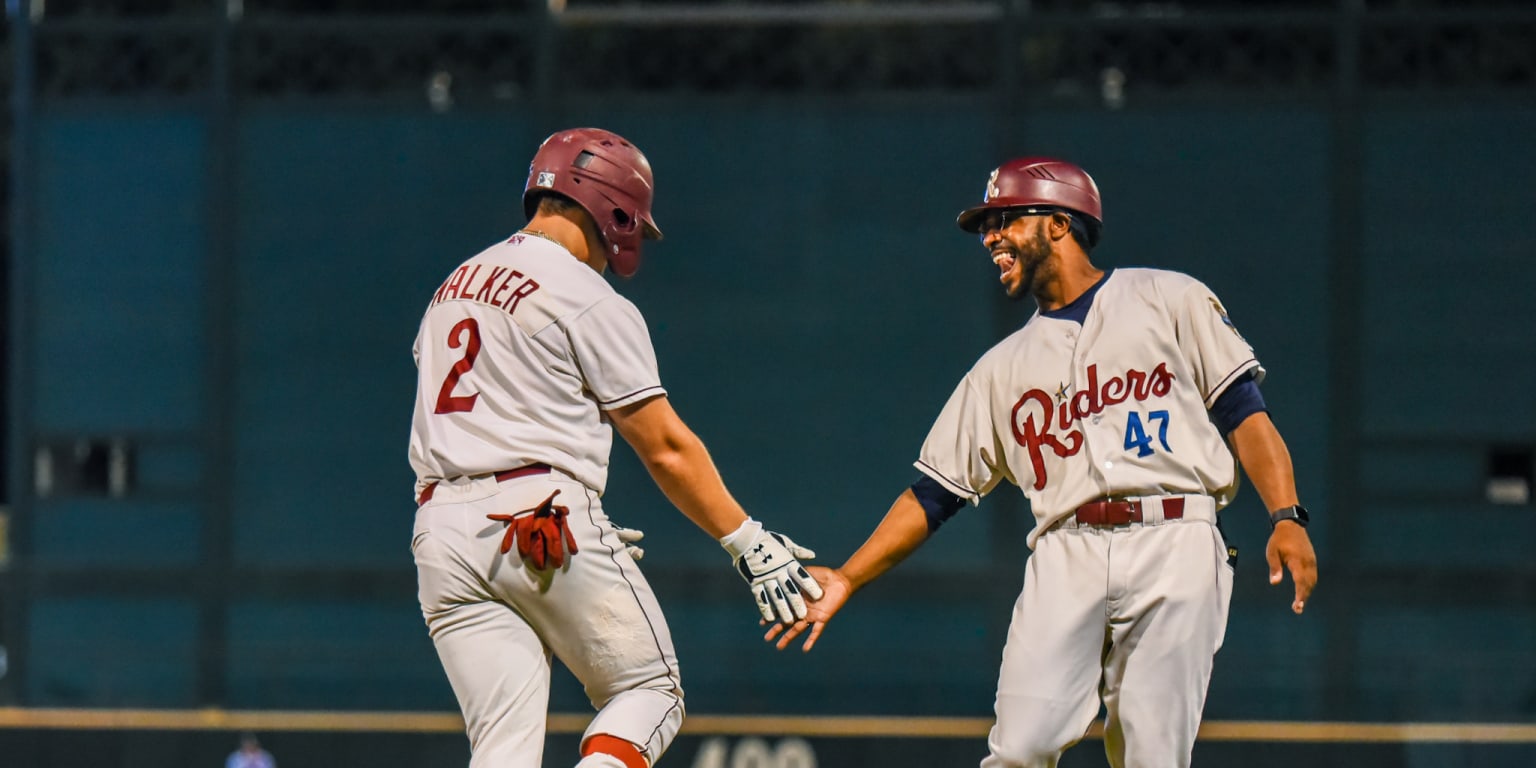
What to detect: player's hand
<box><xmin>1266</xmin><ymin>521</ymin><xmax>1317</xmax><ymax>614</ymax></box>
<box><xmin>765</xmin><ymin>566</ymin><xmax>849</xmax><ymax>653</ymax></box>
<box><xmin>613</xmin><ymin>524</ymin><xmax>645</xmax><ymax>561</ymax></box>
<box><xmin>720</xmin><ymin>519</ymin><xmax>825</xmax><ymax>625</ymax></box>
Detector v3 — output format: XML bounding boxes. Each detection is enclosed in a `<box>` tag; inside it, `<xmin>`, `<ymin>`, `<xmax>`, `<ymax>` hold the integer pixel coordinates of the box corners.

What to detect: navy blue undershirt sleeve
<box><xmin>1210</xmin><ymin>372</ymin><xmax>1267</xmax><ymax>435</ymax></box>
<box><xmin>910</xmin><ymin>475</ymin><xmax>967</xmax><ymax>533</ymax></box>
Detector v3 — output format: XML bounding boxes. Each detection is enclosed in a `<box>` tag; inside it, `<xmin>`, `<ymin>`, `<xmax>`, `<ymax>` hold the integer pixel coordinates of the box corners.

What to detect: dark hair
<box><xmin>1065</xmin><ymin>212</ymin><xmax>1101</xmax><ymax>252</ymax></box>
<box><xmin>530</xmin><ymin>192</ymin><xmax>582</xmax><ymax>218</ymax></box>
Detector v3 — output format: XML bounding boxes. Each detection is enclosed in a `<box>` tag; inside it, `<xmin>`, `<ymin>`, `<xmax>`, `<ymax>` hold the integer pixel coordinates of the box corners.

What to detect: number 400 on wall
<box><xmin>691</xmin><ymin>737</ymin><xmax>817</xmax><ymax>768</ymax></box>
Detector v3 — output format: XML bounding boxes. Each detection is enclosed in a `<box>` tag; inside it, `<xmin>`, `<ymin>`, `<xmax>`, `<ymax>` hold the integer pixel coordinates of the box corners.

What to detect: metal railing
<box><xmin>7</xmin><ymin>3</ymin><xmax>1535</xmax><ymax>101</ymax></box>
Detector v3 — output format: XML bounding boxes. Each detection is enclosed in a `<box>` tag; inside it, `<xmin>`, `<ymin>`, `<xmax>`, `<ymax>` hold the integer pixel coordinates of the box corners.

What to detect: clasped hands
<box><xmin>720</xmin><ymin>519</ymin><xmax>825</xmax><ymax>625</ymax></box>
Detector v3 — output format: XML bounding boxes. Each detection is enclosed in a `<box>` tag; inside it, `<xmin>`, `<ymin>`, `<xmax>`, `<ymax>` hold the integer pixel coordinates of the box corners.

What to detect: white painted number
<box><xmin>692</xmin><ymin>739</ymin><xmax>729</xmax><ymax>768</ymax></box>
<box><xmin>774</xmin><ymin>739</ymin><xmax>816</xmax><ymax>768</ymax></box>
<box><xmin>732</xmin><ymin>739</ymin><xmax>773</xmax><ymax>768</ymax></box>
<box><xmin>691</xmin><ymin>737</ymin><xmax>817</xmax><ymax>768</ymax></box>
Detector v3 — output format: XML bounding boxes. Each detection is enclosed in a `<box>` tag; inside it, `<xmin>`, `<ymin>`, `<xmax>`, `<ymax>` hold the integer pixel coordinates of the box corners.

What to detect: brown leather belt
<box><xmin>1073</xmin><ymin>496</ymin><xmax>1186</xmax><ymax>526</ymax></box>
<box><xmin>417</xmin><ymin>464</ymin><xmax>552</xmax><ymax>506</ymax></box>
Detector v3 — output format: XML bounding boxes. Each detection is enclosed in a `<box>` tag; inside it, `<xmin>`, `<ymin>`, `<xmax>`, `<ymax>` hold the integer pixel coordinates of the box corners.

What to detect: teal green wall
<box><xmin>19</xmin><ymin>103</ymin><xmax>1536</xmax><ymax>723</ymax></box>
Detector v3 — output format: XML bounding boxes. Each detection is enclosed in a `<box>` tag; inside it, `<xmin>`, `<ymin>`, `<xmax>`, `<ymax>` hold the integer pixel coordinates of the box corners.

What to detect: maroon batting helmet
<box><xmin>523</xmin><ymin>128</ymin><xmax>663</xmax><ymax>277</ymax></box>
<box><xmin>955</xmin><ymin>157</ymin><xmax>1103</xmax><ymax>238</ymax></box>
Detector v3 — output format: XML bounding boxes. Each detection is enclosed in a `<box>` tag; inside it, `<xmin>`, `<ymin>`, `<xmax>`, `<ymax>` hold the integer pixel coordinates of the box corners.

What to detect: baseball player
<box><xmin>409</xmin><ymin>127</ymin><xmax>823</xmax><ymax>768</ymax></box>
<box><xmin>769</xmin><ymin>157</ymin><xmax>1318</xmax><ymax>767</ymax></box>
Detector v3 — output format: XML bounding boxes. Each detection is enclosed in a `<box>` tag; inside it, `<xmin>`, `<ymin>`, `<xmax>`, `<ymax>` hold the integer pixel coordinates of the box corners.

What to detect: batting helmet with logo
<box><xmin>523</xmin><ymin>128</ymin><xmax>663</xmax><ymax>278</ymax></box>
<box><xmin>955</xmin><ymin>157</ymin><xmax>1103</xmax><ymax>242</ymax></box>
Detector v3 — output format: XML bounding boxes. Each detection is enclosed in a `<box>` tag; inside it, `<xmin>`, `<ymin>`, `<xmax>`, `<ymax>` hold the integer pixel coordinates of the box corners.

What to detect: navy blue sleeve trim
<box><xmin>1210</xmin><ymin>373</ymin><xmax>1267</xmax><ymax>436</ymax></box>
<box><xmin>911</xmin><ymin>475</ymin><xmax>966</xmax><ymax>533</ymax></box>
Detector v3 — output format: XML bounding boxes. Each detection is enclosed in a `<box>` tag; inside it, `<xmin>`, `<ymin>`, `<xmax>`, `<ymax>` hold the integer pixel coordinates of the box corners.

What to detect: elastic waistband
<box><xmin>1053</xmin><ymin>494</ymin><xmax>1216</xmax><ymax>531</ymax></box>
<box><xmin>417</xmin><ymin>464</ymin><xmax>551</xmax><ymax>506</ymax></box>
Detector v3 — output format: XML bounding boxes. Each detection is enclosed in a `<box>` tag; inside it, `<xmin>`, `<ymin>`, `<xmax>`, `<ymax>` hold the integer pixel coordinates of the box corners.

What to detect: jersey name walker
<box><xmin>408</xmin><ymin>234</ymin><xmax>665</xmax><ymax>497</ymax></box>
<box><xmin>917</xmin><ymin>268</ymin><xmax>1262</xmax><ymax>547</ymax></box>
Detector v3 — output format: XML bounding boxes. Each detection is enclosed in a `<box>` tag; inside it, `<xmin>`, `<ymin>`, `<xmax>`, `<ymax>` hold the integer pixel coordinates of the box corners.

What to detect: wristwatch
<box><xmin>1269</xmin><ymin>504</ymin><xmax>1310</xmax><ymax>529</ymax></box>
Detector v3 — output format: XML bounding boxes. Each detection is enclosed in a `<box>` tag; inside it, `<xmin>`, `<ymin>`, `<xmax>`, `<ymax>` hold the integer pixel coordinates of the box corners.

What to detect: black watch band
<box><xmin>1269</xmin><ymin>504</ymin><xmax>1310</xmax><ymax>529</ymax></box>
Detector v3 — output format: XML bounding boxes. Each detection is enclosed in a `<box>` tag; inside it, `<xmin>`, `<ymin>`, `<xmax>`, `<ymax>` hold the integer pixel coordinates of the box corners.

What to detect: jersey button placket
<box><xmin>1068</xmin><ymin>326</ymin><xmax>1111</xmax><ymax>493</ymax></box>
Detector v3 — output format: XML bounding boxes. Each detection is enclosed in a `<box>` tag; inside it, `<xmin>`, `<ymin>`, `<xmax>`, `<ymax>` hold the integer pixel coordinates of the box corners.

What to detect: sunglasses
<box><xmin>976</xmin><ymin>206</ymin><xmax>1068</xmax><ymax>235</ymax></box>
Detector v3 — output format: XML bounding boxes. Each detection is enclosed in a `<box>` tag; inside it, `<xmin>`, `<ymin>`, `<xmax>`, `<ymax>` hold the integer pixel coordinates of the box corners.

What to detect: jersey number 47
<box><xmin>1123</xmin><ymin>410</ymin><xmax>1172</xmax><ymax>457</ymax></box>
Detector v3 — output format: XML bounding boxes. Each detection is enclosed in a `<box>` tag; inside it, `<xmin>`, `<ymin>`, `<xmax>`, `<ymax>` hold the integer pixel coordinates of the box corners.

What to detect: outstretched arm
<box><xmin>768</xmin><ymin>487</ymin><xmax>933</xmax><ymax>651</ymax></box>
<box><xmin>609</xmin><ymin>394</ymin><xmax>822</xmax><ymax>623</ymax></box>
<box><xmin>608</xmin><ymin>394</ymin><xmax>749</xmax><ymax>538</ymax></box>
<box><xmin>1228</xmin><ymin>411</ymin><xmax>1318</xmax><ymax>614</ymax></box>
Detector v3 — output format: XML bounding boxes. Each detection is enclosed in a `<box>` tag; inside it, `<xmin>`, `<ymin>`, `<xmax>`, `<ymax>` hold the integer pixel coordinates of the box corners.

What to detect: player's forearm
<box><xmin>638</xmin><ymin>435</ymin><xmax>750</xmax><ymax>539</ymax></box>
<box><xmin>610</xmin><ymin>396</ymin><xmax>750</xmax><ymax>538</ymax></box>
<box><xmin>838</xmin><ymin>489</ymin><xmax>931</xmax><ymax>592</ymax></box>
<box><xmin>1228</xmin><ymin>412</ymin><xmax>1300</xmax><ymax>512</ymax></box>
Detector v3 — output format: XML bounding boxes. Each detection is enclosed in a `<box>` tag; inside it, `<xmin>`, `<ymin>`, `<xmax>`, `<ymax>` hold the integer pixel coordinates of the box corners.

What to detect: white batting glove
<box><xmin>720</xmin><ymin>519</ymin><xmax>825</xmax><ymax>624</ymax></box>
<box><xmin>613</xmin><ymin>525</ymin><xmax>645</xmax><ymax>561</ymax></box>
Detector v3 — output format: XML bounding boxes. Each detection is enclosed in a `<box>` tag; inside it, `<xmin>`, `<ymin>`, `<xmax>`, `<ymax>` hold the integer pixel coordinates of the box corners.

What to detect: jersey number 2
<box><xmin>434</xmin><ymin>318</ymin><xmax>482</xmax><ymax>414</ymax></box>
<box><xmin>1124</xmin><ymin>410</ymin><xmax>1171</xmax><ymax>457</ymax></box>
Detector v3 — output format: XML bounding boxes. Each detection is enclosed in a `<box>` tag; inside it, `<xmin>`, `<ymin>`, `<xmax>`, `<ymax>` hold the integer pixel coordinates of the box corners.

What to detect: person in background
<box><xmin>226</xmin><ymin>733</ymin><xmax>275</xmax><ymax>768</ymax></box>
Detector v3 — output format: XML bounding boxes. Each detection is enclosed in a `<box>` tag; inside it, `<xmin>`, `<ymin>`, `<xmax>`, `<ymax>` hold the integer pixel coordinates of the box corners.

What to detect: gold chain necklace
<box><xmin>520</xmin><ymin>229</ymin><xmax>561</xmax><ymax>246</ymax></box>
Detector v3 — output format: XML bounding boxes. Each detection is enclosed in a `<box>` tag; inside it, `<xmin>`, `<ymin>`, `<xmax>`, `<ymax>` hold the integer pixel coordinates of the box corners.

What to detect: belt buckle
<box><xmin>1123</xmin><ymin>499</ymin><xmax>1143</xmax><ymax>524</ymax></box>
<box><xmin>1096</xmin><ymin>497</ymin><xmax>1136</xmax><ymax>526</ymax></box>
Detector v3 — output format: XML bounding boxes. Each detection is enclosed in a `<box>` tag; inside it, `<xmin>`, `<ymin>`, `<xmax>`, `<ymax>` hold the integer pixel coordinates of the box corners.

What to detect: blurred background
<box><xmin>1</xmin><ymin>0</ymin><xmax>1533</xmax><ymax>766</ymax></box>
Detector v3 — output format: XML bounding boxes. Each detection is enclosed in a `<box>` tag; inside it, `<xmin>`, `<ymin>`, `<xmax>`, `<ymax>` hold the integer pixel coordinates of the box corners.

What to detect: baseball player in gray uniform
<box><xmin>410</xmin><ymin>127</ymin><xmax>822</xmax><ymax>768</ymax></box>
<box><xmin>769</xmin><ymin>157</ymin><xmax>1318</xmax><ymax>767</ymax></box>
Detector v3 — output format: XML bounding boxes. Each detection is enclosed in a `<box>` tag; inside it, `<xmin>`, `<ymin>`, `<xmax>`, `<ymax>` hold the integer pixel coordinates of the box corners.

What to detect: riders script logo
<box><xmin>1010</xmin><ymin>363</ymin><xmax>1176</xmax><ymax>489</ymax></box>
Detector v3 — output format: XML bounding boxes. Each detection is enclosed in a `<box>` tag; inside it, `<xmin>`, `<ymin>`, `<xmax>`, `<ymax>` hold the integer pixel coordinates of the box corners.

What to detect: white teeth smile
<box><xmin>993</xmin><ymin>253</ymin><xmax>1016</xmax><ymax>273</ymax></box>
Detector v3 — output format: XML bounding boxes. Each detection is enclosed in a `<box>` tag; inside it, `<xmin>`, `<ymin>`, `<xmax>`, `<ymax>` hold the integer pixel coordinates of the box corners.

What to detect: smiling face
<box><xmin>977</xmin><ymin>209</ymin><xmax>1060</xmax><ymax>301</ymax></box>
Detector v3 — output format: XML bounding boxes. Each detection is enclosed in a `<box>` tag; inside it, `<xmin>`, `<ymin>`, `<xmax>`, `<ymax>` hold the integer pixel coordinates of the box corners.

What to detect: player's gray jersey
<box><xmin>916</xmin><ymin>268</ymin><xmax>1263</xmax><ymax>548</ymax></box>
<box><xmin>409</xmin><ymin>233</ymin><xmax>665</xmax><ymax>497</ymax></box>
